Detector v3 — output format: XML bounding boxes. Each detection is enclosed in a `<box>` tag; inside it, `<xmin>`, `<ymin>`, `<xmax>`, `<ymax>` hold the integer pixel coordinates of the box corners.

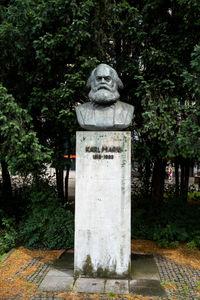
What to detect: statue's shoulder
<box><xmin>76</xmin><ymin>102</ymin><xmax>93</xmax><ymax>117</ymax></box>
<box><xmin>75</xmin><ymin>102</ymin><xmax>93</xmax><ymax>113</ymax></box>
<box><xmin>115</xmin><ymin>101</ymin><xmax>134</xmax><ymax>128</ymax></box>
<box><xmin>75</xmin><ymin>102</ymin><xmax>94</xmax><ymax>127</ymax></box>
<box><xmin>116</xmin><ymin>101</ymin><xmax>134</xmax><ymax>119</ymax></box>
<box><xmin>117</xmin><ymin>101</ymin><xmax>134</xmax><ymax>113</ymax></box>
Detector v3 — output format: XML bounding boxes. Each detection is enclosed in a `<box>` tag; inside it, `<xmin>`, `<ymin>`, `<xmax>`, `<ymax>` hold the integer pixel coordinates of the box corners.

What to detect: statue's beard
<box><xmin>88</xmin><ymin>86</ymin><xmax>120</xmax><ymax>104</ymax></box>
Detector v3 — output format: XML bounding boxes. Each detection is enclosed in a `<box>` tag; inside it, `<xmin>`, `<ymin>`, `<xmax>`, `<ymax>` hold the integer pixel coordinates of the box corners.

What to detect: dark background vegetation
<box><xmin>0</xmin><ymin>0</ymin><xmax>200</xmax><ymax>253</ymax></box>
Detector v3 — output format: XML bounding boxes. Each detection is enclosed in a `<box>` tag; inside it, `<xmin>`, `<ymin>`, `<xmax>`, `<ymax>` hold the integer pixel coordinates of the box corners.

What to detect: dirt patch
<box><xmin>57</xmin><ymin>292</ymin><xmax>159</xmax><ymax>299</ymax></box>
<box><xmin>131</xmin><ymin>239</ymin><xmax>200</xmax><ymax>270</ymax></box>
<box><xmin>0</xmin><ymin>246</ymin><xmax>65</xmax><ymax>299</ymax></box>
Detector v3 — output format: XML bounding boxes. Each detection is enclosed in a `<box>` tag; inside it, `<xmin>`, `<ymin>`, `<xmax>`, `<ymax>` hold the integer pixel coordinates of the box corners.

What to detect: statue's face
<box><xmin>89</xmin><ymin>65</ymin><xmax>120</xmax><ymax>104</ymax></box>
<box><xmin>93</xmin><ymin>66</ymin><xmax>114</xmax><ymax>91</ymax></box>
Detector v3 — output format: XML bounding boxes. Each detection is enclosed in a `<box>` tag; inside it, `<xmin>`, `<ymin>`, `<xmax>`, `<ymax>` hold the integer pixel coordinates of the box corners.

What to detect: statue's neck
<box><xmin>92</xmin><ymin>101</ymin><xmax>118</xmax><ymax>109</ymax></box>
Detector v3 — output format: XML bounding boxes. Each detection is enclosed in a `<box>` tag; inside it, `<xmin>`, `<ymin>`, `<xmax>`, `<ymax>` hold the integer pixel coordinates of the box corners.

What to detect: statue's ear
<box><xmin>86</xmin><ymin>69</ymin><xmax>95</xmax><ymax>89</ymax></box>
<box><xmin>117</xmin><ymin>78</ymin><xmax>124</xmax><ymax>89</ymax></box>
<box><xmin>86</xmin><ymin>77</ymin><xmax>91</xmax><ymax>89</ymax></box>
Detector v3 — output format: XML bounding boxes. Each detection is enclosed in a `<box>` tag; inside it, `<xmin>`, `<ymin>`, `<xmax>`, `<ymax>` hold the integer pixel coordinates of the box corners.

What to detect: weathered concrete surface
<box><xmin>38</xmin><ymin>252</ymin><xmax>166</xmax><ymax>296</ymax></box>
<box><xmin>47</xmin><ymin>268</ymin><xmax>74</xmax><ymax>277</ymax></box>
<box><xmin>76</xmin><ymin>278</ymin><xmax>129</xmax><ymax>294</ymax></box>
<box><xmin>104</xmin><ymin>279</ymin><xmax>129</xmax><ymax>294</ymax></box>
<box><xmin>75</xmin><ymin>131</ymin><xmax>131</xmax><ymax>278</ymax></box>
<box><xmin>6</xmin><ymin>249</ymin><xmax>198</xmax><ymax>299</ymax></box>
<box><xmin>39</xmin><ymin>252</ymin><xmax>75</xmax><ymax>291</ymax></box>
<box><xmin>130</xmin><ymin>279</ymin><xmax>166</xmax><ymax>297</ymax></box>
<box><xmin>39</xmin><ymin>274</ymin><xmax>74</xmax><ymax>292</ymax></box>
<box><xmin>52</xmin><ymin>252</ymin><xmax>74</xmax><ymax>270</ymax></box>
<box><xmin>76</xmin><ymin>278</ymin><xmax>105</xmax><ymax>293</ymax></box>
<box><xmin>131</xmin><ymin>253</ymin><xmax>160</xmax><ymax>280</ymax></box>
<box><xmin>130</xmin><ymin>254</ymin><xmax>166</xmax><ymax>296</ymax></box>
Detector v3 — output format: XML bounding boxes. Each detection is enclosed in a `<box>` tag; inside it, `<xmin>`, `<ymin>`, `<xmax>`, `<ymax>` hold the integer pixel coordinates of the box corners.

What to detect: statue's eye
<box><xmin>96</xmin><ymin>76</ymin><xmax>102</xmax><ymax>81</ymax></box>
<box><xmin>105</xmin><ymin>76</ymin><xmax>111</xmax><ymax>82</ymax></box>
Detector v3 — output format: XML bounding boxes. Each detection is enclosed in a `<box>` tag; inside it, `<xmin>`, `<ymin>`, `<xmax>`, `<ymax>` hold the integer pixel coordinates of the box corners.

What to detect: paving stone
<box><xmin>104</xmin><ymin>279</ymin><xmax>129</xmax><ymax>294</ymax></box>
<box><xmin>39</xmin><ymin>275</ymin><xmax>74</xmax><ymax>291</ymax></box>
<box><xmin>5</xmin><ymin>249</ymin><xmax>200</xmax><ymax>299</ymax></box>
<box><xmin>52</xmin><ymin>252</ymin><xmax>74</xmax><ymax>270</ymax></box>
<box><xmin>130</xmin><ymin>279</ymin><xmax>167</xmax><ymax>297</ymax></box>
<box><xmin>47</xmin><ymin>268</ymin><xmax>74</xmax><ymax>277</ymax></box>
<box><xmin>131</xmin><ymin>253</ymin><xmax>160</xmax><ymax>280</ymax></box>
<box><xmin>76</xmin><ymin>278</ymin><xmax>105</xmax><ymax>293</ymax></box>
<box><xmin>75</xmin><ymin>278</ymin><xmax>129</xmax><ymax>294</ymax></box>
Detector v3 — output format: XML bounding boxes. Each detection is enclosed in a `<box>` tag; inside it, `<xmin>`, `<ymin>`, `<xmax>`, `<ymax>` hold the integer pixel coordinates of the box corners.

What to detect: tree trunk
<box><xmin>185</xmin><ymin>160</ymin><xmax>190</xmax><ymax>194</ymax></box>
<box><xmin>65</xmin><ymin>166</ymin><xmax>70</xmax><ymax>202</ymax></box>
<box><xmin>64</xmin><ymin>134</ymin><xmax>72</xmax><ymax>204</ymax></box>
<box><xmin>180</xmin><ymin>159</ymin><xmax>185</xmax><ymax>195</ymax></box>
<box><xmin>180</xmin><ymin>158</ymin><xmax>190</xmax><ymax>202</ymax></box>
<box><xmin>151</xmin><ymin>158</ymin><xmax>166</xmax><ymax>204</ymax></box>
<box><xmin>1</xmin><ymin>160</ymin><xmax>12</xmax><ymax>201</ymax></box>
<box><xmin>56</xmin><ymin>167</ymin><xmax>64</xmax><ymax>200</ymax></box>
<box><xmin>144</xmin><ymin>159</ymin><xmax>151</xmax><ymax>197</ymax></box>
<box><xmin>175</xmin><ymin>157</ymin><xmax>180</xmax><ymax>197</ymax></box>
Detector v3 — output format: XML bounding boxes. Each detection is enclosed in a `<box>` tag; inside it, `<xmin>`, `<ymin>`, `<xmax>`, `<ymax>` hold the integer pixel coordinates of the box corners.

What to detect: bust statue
<box><xmin>75</xmin><ymin>64</ymin><xmax>134</xmax><ymax>130</ymax></box>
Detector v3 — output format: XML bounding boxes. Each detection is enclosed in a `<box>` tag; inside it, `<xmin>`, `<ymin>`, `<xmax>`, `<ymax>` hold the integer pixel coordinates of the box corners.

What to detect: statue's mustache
<box><xmin>98</xmin><ymin>86</ymin><xmax>111</xmax><ymax>91</ymax></box>
<box><xmin>93</xmin><ymin>85</ymin><xmax>113</xmax><ymax>92</ymax></box>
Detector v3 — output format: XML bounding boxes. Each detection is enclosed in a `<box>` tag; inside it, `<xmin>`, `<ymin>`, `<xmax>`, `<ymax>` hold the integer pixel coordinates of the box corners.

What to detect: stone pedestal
<box><xmin>74</xmin><ymin>131</ymin><xmax>131</xmax><ymax>278</ymax></box>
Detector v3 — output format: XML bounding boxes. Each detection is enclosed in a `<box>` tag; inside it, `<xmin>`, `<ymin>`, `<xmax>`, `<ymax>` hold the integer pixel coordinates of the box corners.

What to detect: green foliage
<box><xmin>0</xmin><ymin>0</ymin><xmax>200</xmax><ymax>203</ymax></box>
<box><xmin>0</xmin><ymin>84</ymin><xmax>51</xmax><ymax>175</ymax></box>
<box><xmin>187</xmin><ymin>241</ymin><xmax>197</xmax><ymax>254</ymax></box>
<box><xmin>153</xmin><ymin>223</ymin><xmax>186</xmax><ymax>248</ymax></box>
<box><xmin>0</xmin><ymin>0</ymin><xmax>100</xmax><ymax>199</ymax></box>
<box><xmin>196</xmin><ymin>280</ymin><xmax>200</xmax><ymax>291</ymax></box>
<box><xmin>131</xmin><ymin>188</ymin><xmax>200</xmax><ymax>248</ymax></box>
<box><xmin>182</xmin><ymin>285</ymin><xmax>190</xmax><ymax>295</ymax></box>
<box><xmin>187</xmin><ymin>231</ymin><xmax>200</xmax><ymax>251</ymax></box>
<box><xmin>108</xmin><ymin>291</ymin><xmax>116</xmax><ymax>297</ymax></box>
<box><xmin>0</xmin><ymin>253</ymin><xmax>7</xmax><ymax>266</ymax></box>
<box><xmin>0</xmin><ymin>0</ymin><xmax>200</xmax><ymax>236</ymax></box>
<box><xmin>0</xmin><ymin>214</ymin><xmax>19</xmax><ymax>255</ymax></box>
<box><xmin>19</xmin><ymin>181</ymin><xmax>74</xmax><ymax>249</ymax></box>
<box><xmin>160</xmin><ymin>280</ymin><xmax>177</xmax><ymax>289</ymax></box>
<box><xmin>0</xmin><ymin>180</ymin><xmax>74</xmax><ymax>252</ymax></box>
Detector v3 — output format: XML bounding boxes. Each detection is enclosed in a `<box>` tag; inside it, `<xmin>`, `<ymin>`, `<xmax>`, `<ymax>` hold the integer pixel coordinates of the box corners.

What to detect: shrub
<box><xmin>131</xmin><ymin>188</ymin><xmax>200</xmax><ymax>248</ymax></box>
<box><xmin>0</xmin><ymin>214</ymin><xmax>19</xmax><ymax>255</ymax></box>
<box><xmin>19</xmin><ymin>181</ymin><xmax>74</xmax><ymax>250</ymax></box>
<box><xmin>153</xmin><ymin>223</ymin><xmax>187</xmax><ymax>248</ymax></box>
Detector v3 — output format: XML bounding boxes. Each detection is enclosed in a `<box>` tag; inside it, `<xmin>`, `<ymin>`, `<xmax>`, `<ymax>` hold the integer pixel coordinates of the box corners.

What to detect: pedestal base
<box><xmin>75</xmin><ymin>131</ymin><xmax>131</xmax><ymax>278</ymax></box>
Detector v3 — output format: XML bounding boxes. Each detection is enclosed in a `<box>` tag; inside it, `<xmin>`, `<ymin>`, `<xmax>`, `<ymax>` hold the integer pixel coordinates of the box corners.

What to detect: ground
<box><xmin>0</xmin><ymin>240</ymin><xmax>200</xmax><ymax>299</ymax></box>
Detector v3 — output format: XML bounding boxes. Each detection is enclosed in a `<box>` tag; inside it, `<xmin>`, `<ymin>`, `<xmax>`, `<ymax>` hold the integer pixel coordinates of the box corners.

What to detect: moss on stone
<box><xmin>82</xmin><ymin>255</ymin><xmax>94</xmax><ymax>277</ymax></box>
<box><xmin>126</xmin><ymin>261</ymin><xmax>132</xmax><ymax>279</ymax></box>
<box><xmin>96</xmin><ymin>266</ymin><xmax>118</xmax><ymax>278</ymax></box>
<box><xmin>79</xmin><ymin>256</ymin><xmax>131</xmax><ymax>279</ymax></box>
<box><xmin>74</xmin><ymin>269</ymin><xmax>81</xmax><ymax>279</ymax></box>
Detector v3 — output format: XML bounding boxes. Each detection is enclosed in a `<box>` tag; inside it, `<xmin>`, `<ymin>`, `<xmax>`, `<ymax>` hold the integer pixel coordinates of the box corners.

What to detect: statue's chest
<box><xmin>94</xmin><ymin>106</ymin><xmax>114</xmax><ymax>127</ymax></box>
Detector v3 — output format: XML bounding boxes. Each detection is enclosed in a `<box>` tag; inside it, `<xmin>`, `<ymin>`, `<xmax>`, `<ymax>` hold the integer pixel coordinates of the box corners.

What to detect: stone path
<box><xmin>155</xmin><ymin>254</ymin><xmax>200</xmax><ymax>299</ymax></box>
<box><xmin>37</xmin><ymin>252</ymin><xmax>166</xmax><ymax>296</ymax></box>
<box><xmin>3</xmin><ymin>252</ymin><xmax>200</xmax><ymax>299</ymax></box>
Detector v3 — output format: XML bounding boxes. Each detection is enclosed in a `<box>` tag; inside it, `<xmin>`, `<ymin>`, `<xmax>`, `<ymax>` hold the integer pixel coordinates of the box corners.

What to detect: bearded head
<box><xmin>87</xmin><ymin>64</ymin><xmax>123</xmax><ymax>104</ymax></box>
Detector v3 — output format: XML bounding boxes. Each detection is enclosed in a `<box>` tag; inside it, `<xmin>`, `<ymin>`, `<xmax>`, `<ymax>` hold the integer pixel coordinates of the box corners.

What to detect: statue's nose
<box><xmin>101</xmin><ymin>77</ymin><xmax>106</xmax><ymax>83</ymax></box>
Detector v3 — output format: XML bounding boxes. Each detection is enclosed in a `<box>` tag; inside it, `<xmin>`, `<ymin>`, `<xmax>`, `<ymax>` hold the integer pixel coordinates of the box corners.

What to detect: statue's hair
<box><xmin>86</xmin><ymin>64</ymin><xmax>124</xmax><ymax>89</ymax></box>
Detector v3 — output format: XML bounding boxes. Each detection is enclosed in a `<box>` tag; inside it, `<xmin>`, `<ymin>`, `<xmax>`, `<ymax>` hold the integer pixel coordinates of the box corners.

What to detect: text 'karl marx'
<box><xmin>85</xmin><ymin>146</ymin><xmax>122</xmax><ymax>153</ymax></box>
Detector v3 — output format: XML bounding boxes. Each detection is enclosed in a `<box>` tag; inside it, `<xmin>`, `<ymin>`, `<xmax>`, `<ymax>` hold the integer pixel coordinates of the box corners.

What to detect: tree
<box><xmin>1</xmin><ymin>0</ymin><xmax>200</xmax><ymax>205</ymax></box>
<box><xmin>0</xmin><ymin>84</ymin><xmax>51</xmax><ymax>173</ymax></box>
<box><xmin>0</xmin><ymin>0</ymin><xmax>98</xmax><ymax>201</ymax></box>
<box><xmin>0</xmin><ymin>83</ymin><xmax>51</xmax><ymax>213</ymax></box>
<box><xmin>111</xmin><ymin>0</ymin><xmax>200</xmax><ymax>202</ymax></box>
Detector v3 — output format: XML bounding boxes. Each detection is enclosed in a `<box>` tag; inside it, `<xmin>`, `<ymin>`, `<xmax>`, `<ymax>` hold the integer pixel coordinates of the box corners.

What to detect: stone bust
<box><xmin>75</xmin><ymin>64</ymin><xmax>134</xmax><ymax>131</ymax></box>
